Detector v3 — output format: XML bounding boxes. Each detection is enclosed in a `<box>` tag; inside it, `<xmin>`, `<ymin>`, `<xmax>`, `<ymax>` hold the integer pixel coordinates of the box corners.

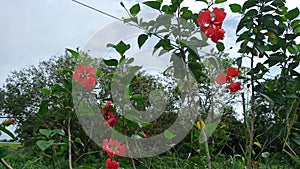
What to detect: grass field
<box><xmin>0</xmin><ymin>143</ymin><xmax>295</xmax><ymax>169</ymax></box>
<box><xmin>0</xmin><ymin>142</ymin><xmax>22</xmax><ymax>150</ymax></box>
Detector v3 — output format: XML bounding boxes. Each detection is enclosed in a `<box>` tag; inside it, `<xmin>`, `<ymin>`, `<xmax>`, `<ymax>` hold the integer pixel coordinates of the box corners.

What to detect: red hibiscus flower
<box><xmin>105</xmin><ymin>158</ymin><xmax>120</xmax><ymax>169</ymax></box>
<box><xmin>226</xmin><ymin>67</ymin><xmax>240</xmax><ymax>78</ymax></box>
<box><xmin>197</xmin><ymin>8</ymin><xmax>226</xmax><ymax>43</ymax></box>
<box><xmin>102</xmin><ymin>101</ymin><xmax>114</xmax><ymax>116</ymax></box>
<box><xmin>215</xmin><ymin>73</ymin><xmax>227</xmax><ymax>85</ymax></box>
<box><xmin>102</xmin><ymin>139</ymin><xmax>126</xmax><ymax>158</ymax></box>
<box><xmin>104</xmin><ymin>112</ymin><xmax>118</xmax><ymax>127</ymax></box>
<box><xmin>227</xmin><ymin>82</ymin><xmax>242</xmax><ymax>93</ymax></box>
<box><xmin>72</xmin><ymin>64</ymin><xmax>96</xmax><ymax>90</ymax></box>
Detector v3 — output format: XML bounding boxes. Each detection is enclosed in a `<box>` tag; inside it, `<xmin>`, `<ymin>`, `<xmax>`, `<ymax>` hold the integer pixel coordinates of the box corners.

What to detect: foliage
<box><xmin>0</xmin><ymin>0</ymin><xmax>299</xmax><ymax>168</ymax></box>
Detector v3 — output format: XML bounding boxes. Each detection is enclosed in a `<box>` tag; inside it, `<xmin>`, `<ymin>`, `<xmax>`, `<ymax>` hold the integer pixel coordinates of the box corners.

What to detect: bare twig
<box><xmin>0</xmin><ymin>158</ymin><xmax>12</xmax><ymax>169</ymax></box>
<box><xmin>72</xmin><ymin>0</ymin><xmax>123</xmax><ymax>21</ymax></box>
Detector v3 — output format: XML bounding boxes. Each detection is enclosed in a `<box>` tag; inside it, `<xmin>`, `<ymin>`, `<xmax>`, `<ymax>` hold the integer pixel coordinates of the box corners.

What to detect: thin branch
<box><xmin>0</xmin><ymin>158</ymin><xmax>12</xmax><ymax>169</ymax></box>
<box><xmin>68</xmin><ymin>112</ymin><xmax>73</xmax><ymax>169</ymax></box>
<box><xmin>72</xmin><ymin>0</ymin><xmax>123</xmax><ymax>21</ymax></box>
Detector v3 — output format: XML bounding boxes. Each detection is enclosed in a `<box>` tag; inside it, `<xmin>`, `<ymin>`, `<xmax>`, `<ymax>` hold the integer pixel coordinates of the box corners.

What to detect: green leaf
<box><xmin>36</xmin><ymin>140</ymin><xmax>54</xmax><ymax>151</ymax></box>
<box><xmin>38</xmin><ymin>100</ymin><xmax>49</xmax><ymax>116</ymax></box>
<box><xmin>75</xmin><ymin>166</ymin><xmax>96</xmax><ymax>169</ymax></box>
<box><xmin>124</xmin><ymin>114</ymin><xmax>139</xmax><ymax>123</ymax></box>
<box><xmin>216</xmin><ymin>42</ymin><xmax>225</xmax><ymax>52</ymax></box>
<box><xmin>244</xmin><ymin>9</ymin><xmax>258</xmax><ymax>18</ymax></box>
<box><xmin>196</xmin><ymin>0</ymin><xmax>208</xmax><ymax>3</ymax></box>
<box><xmin>260</xmin><ymin>93</ymin><xmax>274</xmax><ymax>108</ymax></box>
<box><xmin>283</xmin><ymin>94</ymin><xmax>299</xmax><ymax>99</ymax></box>
<box><xmin>291</xmin><ymin>19</ymin><xmax>300</xmax><ymax>29</ymax></box>
<box><xmin>39</xmin><ymin>88</ymin><xmax>51</xmax><ymax>95</ymax></box>
<box><xmin>115</xmin><ymin>41</ymin><xmax>131</xmax><ymax>55</ymax></box>
<box><xmin>285</xmin><ymin>150</ymin><xmax>300</xmax><ymax>165</ymax></box>
<box><xmin>0</xmin><ymin>146</ymin><xmax>11</xmax><ymax>158</ymax></box>
<box><xmin>267</xmin><ymin>55</ymin><xmax>286</xmax><ymax>67</ymax></box>
<box><xmin>143</xmin><ymin>1</ymin><xmax>161</xmax><ymax>10</ymax></box>
<box><xmin>215</xmin><ymin>0</ymin><xmax>227</xmax><ymax>4</ymax></box>
<box><xmin>39</xmin><ymin>129</ymin><xmax>52</xmax><ymax>138</ymax></box>
<box><xmin>124</xmin><ymin>85</ymin><xmax>132</xmax><ymax>99</ymax></box>
<box><xmin>286</xmin><ymin>8</ymin><xmax>299</xmax><ymax>20</ymax></box>
<box><xmin>164</xmin><ymin>130</ymin><xmax>176</xmax><ymax>140</ymax></box>
<box><xmin>138</xmin><ymin>34</ymin><xmax>148</xmax><ymax>48</ymax></box>
<box><xmin>171</xmin><ymin>0</ymin><xmax>183</xmax><ymax>6</ymax></box>
<box><xmin>131</xmin><ymin>134</ymin><xmax>142</xmax><ymax>139</ymax></box>
<box><xmin>285</xmin><ymin>34</ymin><xmax>297</xmax><ymax>40</ymax></box>
<box><xmin>0</xmin><ymin>126</ymin><xmax>15</xmax><ymax>140</ymax></box>
<box><xmin>261</xmin><ymin>6</ymin><xmax>275</xmax><ymax>12</ymax></box>
<box><xmin>242</xmin><ymin>0</ymin><xmax>257</xmax><ymax>11</ymax></box>
<box><xmin>161</xmin><ymin>5</ymin><xmax>176</xmax><ymax>14</ymax></box>
<box><xmin>229</xmin><ymin>4</ymin><xmax>241</xmax><ymax>13</ymax></box>
<box><xmin>51</xmin><ymin>84</ymin><xmax>65</xmax><ymax>95</ymax></box>
<box><xmin>141</xmin><ymin>121</ymin><xmax>152</xmax><ymax>127</ymax></box>
<box><xmin>236</xmin><ymin>57</ymin><xmax>243</xmax><ymax>68</ymax></box>
<box><xmin>51</xmin><ymin>129</ymin><xmax>65</xmax><ymax>136</ymax></box>
<box><xmin>288</xmin><ymin>45</ymin><xmax>297</xmax><ymax>54</ymax></box>
<box><xmin>66</xmin><ymin>48</ymin><xmax>79</xmax><ymax>59</ymax></box>
<box><xmin>103</xmin><ymin>59</ymin><xmax>118</xmax><ymax>67</ymax></box>
<box><xmin>75</xmin><ymin>137</ymin><xmax>84</xmax><ymax>147</ymax></box>
<box><xmin>204</xmin><ymin>123</ymin><xmax>218</xmax><ymax>133</ymax></box>
<box><xmin>107</xmin><ymin>41</ymin><xmax>130</xmax><ymax>55</ymax></box>
<box><xmin>130</xmin><ymin>4</ymin><xmax>140</xmax><ymax>16</ymax></box>
<box><xmin>78</xmin><ymin>102</ymin><xmax>95</xmax><ymax>116</ymax></box>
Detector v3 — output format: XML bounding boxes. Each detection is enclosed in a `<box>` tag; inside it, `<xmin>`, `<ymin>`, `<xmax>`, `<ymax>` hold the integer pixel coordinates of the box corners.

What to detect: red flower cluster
<box><xmin>102</xmin><ymin>139</ymin><xmax>126</xmax><ymax>169</ymax></box>
<box><xmin>197</xmin><ymin>8</ymin><xmax>226</xmax><ymax>43</ymax></box>
<box><xmin>72</xmin><ymin>64</ymin><xmax>96</xmax><ymax>90</ymax></box>
<box><xmin>216</xmin><ymin>67</ymin><xmax>242</xmax><ymax>93</ymax></box>
<box><xmin>102</xmin><ymin>101</ymin><xmax>118</xmax><ymax>127</ymax></box>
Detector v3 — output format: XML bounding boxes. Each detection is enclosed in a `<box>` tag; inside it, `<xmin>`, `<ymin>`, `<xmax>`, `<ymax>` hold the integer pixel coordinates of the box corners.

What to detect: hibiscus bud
<box><xmin>2</xmin><ymin>118</ymin><xmax>16</xmax><ymax>126</ymax></box>
<box><xmin>142</xmin><ymin>134</ymin><xmax>148</xmax><ymax>138</ymax></box>
<box><xmin>197</xmin><ymin>120</ymin><xmax>205</xmax><ymax>130</ymax></box>
<box><xmin>9</xmin><ymin>118</ymin><xmax>16</xmax><ymax>124</ymax></box>
<box><xmin>120</xmin><ymin>2</ymin><xmax>125</xmax><ymax>8</ymax></box>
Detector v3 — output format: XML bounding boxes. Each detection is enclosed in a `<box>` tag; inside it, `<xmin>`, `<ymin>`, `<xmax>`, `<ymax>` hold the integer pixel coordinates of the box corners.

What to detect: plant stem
<box><xmin>68</xmin><ymin>112</ymin><xmax>73</xmax><ymax>169</ymax></box>
<box><xmin>51</xmin><ymin>145</ymin><xmax>56</xmax><ymax>169</ymax></box>
<box><xmin>246</xmin><ymin>54</ymin><xmax>255</xmax><ymax>169</ymax></box>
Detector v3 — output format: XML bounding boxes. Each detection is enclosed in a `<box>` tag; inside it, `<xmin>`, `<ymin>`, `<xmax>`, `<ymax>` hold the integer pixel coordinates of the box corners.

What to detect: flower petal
<box><xmin>197</xmin><ymin>10</ymin><xmax>211</xmax><ymax>29</ymax></box>
<box><xmin>226</xmin><ymin>67</ymin><xmax>240</xmax><ymax>78</ymax></box>
<box><xmin>213</xmin><ymin>8</ymin><xmax>226</xmax><ymax>27</ymax></box>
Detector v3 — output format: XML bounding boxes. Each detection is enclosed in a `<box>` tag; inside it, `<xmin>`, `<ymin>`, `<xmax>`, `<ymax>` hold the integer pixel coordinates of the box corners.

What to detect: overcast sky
<box><xmin>1</xmin><ymin>0</ymin><xmax>299</xmax><ymax>86</ymax></box>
